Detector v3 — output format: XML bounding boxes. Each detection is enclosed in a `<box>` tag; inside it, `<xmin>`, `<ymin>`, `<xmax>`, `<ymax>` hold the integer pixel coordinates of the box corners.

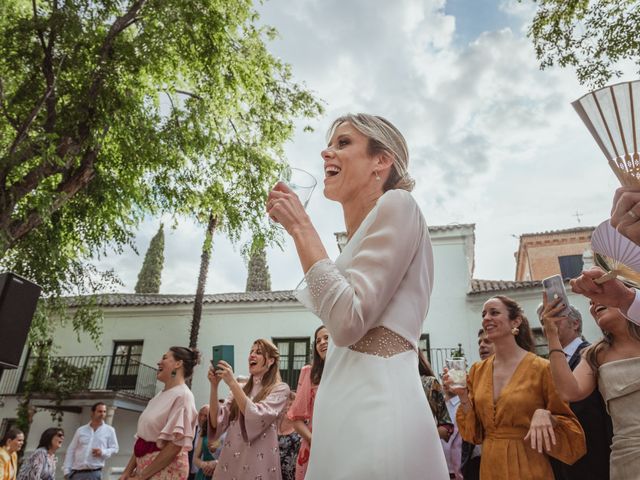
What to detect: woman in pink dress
<box><xmin>287</xmin><ymin>326</ymin><xmax>328</xmax><ymax>479</ymax></box>
<box><xmin>207</xmin><ymin>338</ymin><xmax>290</xmax><ymax>480</ymax></box>
<box><xmin>120</xmin><ymin>346</ymin><xmax>199</xmax><ymax>480</ymax></box>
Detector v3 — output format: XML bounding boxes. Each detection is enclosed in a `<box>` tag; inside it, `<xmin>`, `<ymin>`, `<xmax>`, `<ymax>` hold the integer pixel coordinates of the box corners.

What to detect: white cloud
<box><xmin>95</xmin><ymin>0</ymin><xmax>632</xmax><ymax>292</ymax></box>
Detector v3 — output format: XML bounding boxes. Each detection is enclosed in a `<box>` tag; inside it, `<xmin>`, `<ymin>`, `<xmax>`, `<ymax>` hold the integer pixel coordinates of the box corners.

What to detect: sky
<box><xmin>96</xmin><ymin>0</ymin><xmax>636</xmax><ymax>295</ymax></box>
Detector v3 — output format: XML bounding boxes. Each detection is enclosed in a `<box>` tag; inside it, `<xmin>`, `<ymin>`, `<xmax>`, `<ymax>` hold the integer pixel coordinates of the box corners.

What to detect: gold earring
<box><xmin>511</xmin><ymin>327</ymin><xmax>520</xmax><ymax>336</ymax></box>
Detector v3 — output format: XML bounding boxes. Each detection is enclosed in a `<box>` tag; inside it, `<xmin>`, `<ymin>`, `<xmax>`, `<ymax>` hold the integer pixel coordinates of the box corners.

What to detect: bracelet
<box><xmin>548</xmin><ymin>349</ymin><xmax>565</xmax><ymax>357</ymax></box>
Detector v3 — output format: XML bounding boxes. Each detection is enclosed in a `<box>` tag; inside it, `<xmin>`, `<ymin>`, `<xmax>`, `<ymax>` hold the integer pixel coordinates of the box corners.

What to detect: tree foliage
<box><xmin>527</xmin><ymin>0</ymin><xmax>640</xmax><ymax>87</ymax></box>
<box><xmin>0</xmin><ymin>0</ymin><xmax>322</xmax><ymax>338</ymax></box>
<box><xmin>135</xmin><ymin>223</ymin><xmax>164</xmax><ymax>293</ymax></box>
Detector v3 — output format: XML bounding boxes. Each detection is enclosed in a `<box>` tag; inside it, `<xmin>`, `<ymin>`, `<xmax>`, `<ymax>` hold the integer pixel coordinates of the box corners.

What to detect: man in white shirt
<box><xmin>63</xmin><ymin>402</ymin><xmax>119</xmax><ymax>479</ymax></box>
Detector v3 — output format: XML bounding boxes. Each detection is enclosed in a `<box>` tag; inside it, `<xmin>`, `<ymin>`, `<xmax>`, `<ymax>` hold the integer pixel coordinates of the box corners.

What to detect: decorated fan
<box><xmin>572</xmin><ymin>80</ymin><xmax>640</xmax><ymax>187</ymax></box>
<box><xmin>591</xmin><ymin>219</ymin><xmax>640</xmax><ymax>286</ymax></box>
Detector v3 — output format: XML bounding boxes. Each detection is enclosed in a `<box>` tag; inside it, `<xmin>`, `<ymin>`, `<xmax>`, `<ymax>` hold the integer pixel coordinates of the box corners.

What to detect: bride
<box><xmin>267</xmin><ymin>113</ymin><xmax>448</xmax><ymax>479</ymax></box>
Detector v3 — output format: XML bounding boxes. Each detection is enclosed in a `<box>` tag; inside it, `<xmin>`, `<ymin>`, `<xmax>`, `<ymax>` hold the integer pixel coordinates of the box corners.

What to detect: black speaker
<box><xmin>0</xmin><ymin>272</ymin><xmax>42</xmax><ymax>369</ymax></box>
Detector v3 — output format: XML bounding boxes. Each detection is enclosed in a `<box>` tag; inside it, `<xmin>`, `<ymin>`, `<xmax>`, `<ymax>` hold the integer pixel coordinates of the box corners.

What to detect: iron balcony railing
<box><xmin>0</xmin><ymin>355</ymin><xmax>158</xmax><ymax>400</ymax></box>
<box><xmin>427</xmin><ymin>346</ymin><xmax>465</xmax><ymax>377</ymax></box>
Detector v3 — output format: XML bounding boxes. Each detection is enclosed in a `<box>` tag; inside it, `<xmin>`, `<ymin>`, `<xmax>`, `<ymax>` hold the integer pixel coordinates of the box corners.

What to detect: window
<box><xmin>419</xmin><ymin>333</ymin><xmax>431</xmax><ymax>362</ymax></box>
<box><xmin>272</xmin><ymin>337</ymin><xmax>310</xmax><ymax>389</ymax></box>
<box><xmin>558</xmin><ymin>255</ymin><xmax>583</xmax><ymax>280</ymax></box>
<box><xmin>531</xmin><ymin>328</ymin><xmax>549</xmax><ymax>357</ymax></box>
<box><xmin>107</xmin><ymin>341</ymin><xmax>143</xmax><ymax>391</ymax></box>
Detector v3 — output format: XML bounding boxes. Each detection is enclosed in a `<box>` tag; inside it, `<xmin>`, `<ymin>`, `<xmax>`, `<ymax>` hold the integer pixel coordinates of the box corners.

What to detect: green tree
<box><xmin>135</xmin><ymin>223</ymin><xmax>164</xmax><ymax>294</ymax></box>
<box><xmin>527</xmin><ymin>0</ymin><xmax>640</xmax><ymax>87</ymax></box>
<box><xmin>0</xmin><ymin>0</ymin><xmax>321</xmax><ymax>429</ymax></box>
<box><xmin>0</xmin><ymin>0</ymin><xmax>321</xmax><ymax>334</ymax></box>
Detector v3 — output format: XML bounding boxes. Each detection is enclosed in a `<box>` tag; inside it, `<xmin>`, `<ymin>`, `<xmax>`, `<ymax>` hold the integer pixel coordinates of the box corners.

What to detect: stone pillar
<box><xmin>105</xmin><ymin>406</ymin><xmax>117</xmax><ymax>426</ymax></box>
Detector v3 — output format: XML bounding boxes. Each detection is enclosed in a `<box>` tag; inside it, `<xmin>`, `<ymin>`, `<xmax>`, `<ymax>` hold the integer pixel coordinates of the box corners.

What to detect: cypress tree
<box><xmin>135</xmin><ymin>224</ymin><xmax>165</xmax><ymax>294</ymax></box>
<box><xmin>245</xmin><ymin>242</ymin><xmax>271</xmax><ymax>292</ymax></box>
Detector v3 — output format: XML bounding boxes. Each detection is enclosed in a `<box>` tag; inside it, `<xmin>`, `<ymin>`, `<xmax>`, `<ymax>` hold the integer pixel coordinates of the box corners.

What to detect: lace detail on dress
<box><xmin>307</xmin><ymin>260</ymin><xmax>344</xmax><ymax>299</ymax></box>
<box><xmin>348</xmin><ymin>326</ymin><xmax>414</xmax><ymax>358</ymax></box>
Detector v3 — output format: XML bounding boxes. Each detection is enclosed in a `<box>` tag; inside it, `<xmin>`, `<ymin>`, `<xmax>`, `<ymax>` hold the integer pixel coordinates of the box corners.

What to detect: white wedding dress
<box><xmin>297</xmin><ymin>189</ymin><xmax>449</xmax><ymax>480</ymax></box>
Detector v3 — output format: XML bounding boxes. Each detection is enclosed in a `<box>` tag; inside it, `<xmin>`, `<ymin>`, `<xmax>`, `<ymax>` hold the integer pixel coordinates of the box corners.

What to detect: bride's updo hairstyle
<box><xmin>327</xmin><ymin>113</ymin><xmax>415</xmax><ymax>192</ymax></box>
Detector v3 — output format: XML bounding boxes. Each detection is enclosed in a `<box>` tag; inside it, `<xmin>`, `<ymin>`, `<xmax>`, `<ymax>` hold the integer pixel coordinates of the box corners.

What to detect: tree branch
<box><xmin>85</xmin><ymin>0</ymin><xmax>148</xmax><ymax>103</ymax></box>
<box><xmin>7</xmin><ymin>84</ymin><xmax>54</xmax><ymax>158</ymax></box>
<box><xmin>175</xmin><ymin>89</ymin><xmax>203</xmax><ymax>100</ymax></box>
<box><xmin>5</xmin><ymin>147</ymin><xmax>98</xmax><ymax>247</ymax></box>
<box><xmin>0</xmin><ymin>78</ymin><xmax>20</xmax><ymax>130</ymax></box>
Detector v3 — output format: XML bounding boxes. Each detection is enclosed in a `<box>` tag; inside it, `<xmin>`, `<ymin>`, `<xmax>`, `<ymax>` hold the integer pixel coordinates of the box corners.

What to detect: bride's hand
<box><xmin>267</xmin><ymin>182</ymin><xmax>311</xmax><ymax>235</ymax></box>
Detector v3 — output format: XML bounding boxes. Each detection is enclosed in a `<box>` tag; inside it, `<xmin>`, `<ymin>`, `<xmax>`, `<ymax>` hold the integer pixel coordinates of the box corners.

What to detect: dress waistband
<box><xmin>485</xmin><ymin>427</ymin><xmax>528</xmax><ymax>440</ymax></box>
<box><xmin>134</xmin><ymin>438</ymin><xmax>161</xmax><ymax>458</ymax></box>
<box><xmin>348</xmin><ymin>326</ymin><xmax>414</xmax><ymax>358</ymax></box>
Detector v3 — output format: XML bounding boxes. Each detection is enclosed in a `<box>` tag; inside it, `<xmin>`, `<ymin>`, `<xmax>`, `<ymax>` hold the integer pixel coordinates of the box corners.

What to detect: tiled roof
<box><xmin>429</xmin><ymin>223</ymin><xmax>475</xmax><ymax>232</ymax></box>
<box><xmin>519</xmin><ymin>226</ymin><xmax>595</xmax><ymax>238</ymax></box>
<box><xmin>66</xmin><ymin>290</ymin><xmax>299</xmax><ymax>308</ymax></box>
<box><xmin>469</xmin><ymin>279</ymin><xmax>542</xmax><ymax>294</ymax></box>
<box><xmin>67</xmin><ymin>277</ymin><xmax>541</xmax><ymax>307</ymax></box>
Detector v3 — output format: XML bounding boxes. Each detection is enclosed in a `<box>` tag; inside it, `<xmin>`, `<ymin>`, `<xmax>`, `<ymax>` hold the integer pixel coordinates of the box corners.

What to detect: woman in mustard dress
<box><xmin>448</xmin><ymin>295</ymin><xmax>586</xmax><ymax>479</ymax></box>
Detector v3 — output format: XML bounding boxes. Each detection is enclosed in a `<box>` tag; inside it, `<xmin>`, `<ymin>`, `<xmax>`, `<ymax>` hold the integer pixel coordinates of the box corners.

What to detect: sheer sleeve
<box><xmin>542</xmin><ymin>365</ymin><xmax>587</xmax><ymax>464</ymax></box>
<box><xmin>158</xmin><ymin>393</ymin><xmax>197</xmax><ymax>449</ymax></box>
<box><xmin>300</xmin><ymin>190</ymin><xmax>424</xmax><ymax>346</ymax></box>
<box><xmin>240</xmin><ymin>383</ymin><xmax>290</xmax><ymax>443</ymax></box>
<box><xmin>287</xmin><ymin>365</ymin><xmax>312</xmax><ymax>421</ymax></box>
<box><xmin>456</xmin><ymin>364</ymin><xmax>485</xmax><ymax>445</ymax></box>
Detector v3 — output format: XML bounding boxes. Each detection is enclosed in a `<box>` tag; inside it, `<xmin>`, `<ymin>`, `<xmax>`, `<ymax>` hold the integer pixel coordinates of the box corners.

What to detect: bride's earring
<box><xmin>374</xmin><ymin>170</ymin><xmax>380</xmax><ymax>181</ymax></box>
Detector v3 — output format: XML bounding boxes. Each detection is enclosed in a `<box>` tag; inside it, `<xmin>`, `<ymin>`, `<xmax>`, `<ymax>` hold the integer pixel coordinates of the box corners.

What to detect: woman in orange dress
<box><xmin>447</xmin><ymin>295</ymin><xmax>586</xmax><ymax>480</ymax></box>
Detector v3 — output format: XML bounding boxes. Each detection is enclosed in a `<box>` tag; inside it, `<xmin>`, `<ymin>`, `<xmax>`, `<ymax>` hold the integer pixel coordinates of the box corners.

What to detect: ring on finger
<box><xmin>628</xmin><ymin>209</ymin><xmax>639</xmax><ymax>220</ymax></box>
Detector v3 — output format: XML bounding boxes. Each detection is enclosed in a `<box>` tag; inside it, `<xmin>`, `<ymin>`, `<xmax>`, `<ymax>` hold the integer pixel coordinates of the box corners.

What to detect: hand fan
<box><xmin>572</xmin><ymin>80</ymin><xmax>640</xmax><ymax>187</ymax></box>
<box><xmin>591</xmin><ymin>219</ymin><xmax>640</xmax><ymax>286</ymax></box>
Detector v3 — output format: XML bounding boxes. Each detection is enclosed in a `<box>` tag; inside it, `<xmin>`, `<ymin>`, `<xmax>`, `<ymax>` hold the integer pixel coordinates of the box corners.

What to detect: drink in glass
<box><xmin>446</xmin><ymin>357</ymin><xmax>467</xmax><ymax>389</ymax></box>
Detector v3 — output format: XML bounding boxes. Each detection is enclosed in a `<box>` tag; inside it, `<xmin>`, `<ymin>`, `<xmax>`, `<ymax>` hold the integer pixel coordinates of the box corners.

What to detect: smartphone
<box><xmin>542</xmin><ymin>274</ymin><xmax>572</xmax><ymax>317</ymax></box>
<box><xmin>211</xmin><ymin>345</ymin><xmax>234</xmax><ymax>372</ymax></box>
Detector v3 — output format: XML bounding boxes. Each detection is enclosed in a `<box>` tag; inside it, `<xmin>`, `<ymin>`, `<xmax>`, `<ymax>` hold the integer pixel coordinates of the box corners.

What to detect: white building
<box><xmin>0</xmin><ymin>224</ymin><xmax>602</xmax><ymax>478</ymax></box>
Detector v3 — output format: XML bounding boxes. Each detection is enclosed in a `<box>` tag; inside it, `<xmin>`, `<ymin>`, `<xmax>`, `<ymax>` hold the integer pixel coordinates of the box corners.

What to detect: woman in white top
<box><xmin>267</xmin><ymin>113</ymin><xmax>448</xmax><ymax>479</ymax></box>
<box><xmin>120</xmin><ymin>347</ymin><xmax>199</xmax><ymax>480</ymax></box>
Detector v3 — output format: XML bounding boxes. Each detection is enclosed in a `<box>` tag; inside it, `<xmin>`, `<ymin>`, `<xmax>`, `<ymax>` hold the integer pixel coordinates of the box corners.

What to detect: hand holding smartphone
<box><xmin>542</xmin><ymin>274</ymin><xmax>572</xmax><ymax>317</ymax></box>
<box><xmin>211</xmin><ymin>345</ymin><xmax>234</xmax><ymax>372</ymax></box>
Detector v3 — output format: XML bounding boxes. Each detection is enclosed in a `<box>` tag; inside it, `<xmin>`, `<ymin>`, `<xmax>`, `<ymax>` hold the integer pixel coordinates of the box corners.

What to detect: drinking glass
<box><xmin>446</xmin><ymin>357</ymin><xmax>467</xmax><ymax>389</ymax></box>
<box><xmin>270</xmin><ymin>166</ymin><xmax>317</xmax><ymax>226</ymax></box>
<box><xmin>279</xmin><ymin>166</ymin><xmax>317</xmax><ymax>208</ymax></box>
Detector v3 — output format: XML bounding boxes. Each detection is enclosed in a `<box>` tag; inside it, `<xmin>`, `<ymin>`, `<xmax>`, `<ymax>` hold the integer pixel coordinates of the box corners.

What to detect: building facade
<box><xmin>515</xmin><ymin>227</ymin><xmax>595</xmax><ymax>281</ymax></box>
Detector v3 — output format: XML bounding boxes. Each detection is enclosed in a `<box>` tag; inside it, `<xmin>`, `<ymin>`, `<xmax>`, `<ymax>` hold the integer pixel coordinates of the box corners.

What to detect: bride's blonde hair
<box><xmin>328</xmin><ymin>113</ymin><xmax>415</xmax><ymax>192</ymax></box>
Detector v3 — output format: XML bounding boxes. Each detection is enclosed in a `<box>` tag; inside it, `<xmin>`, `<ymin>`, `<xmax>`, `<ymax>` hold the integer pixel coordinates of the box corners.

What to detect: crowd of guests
<box><xmin>4</xmin><ymin>284</ymin><xmax>637</xmax><ymax>480</ymax></box>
